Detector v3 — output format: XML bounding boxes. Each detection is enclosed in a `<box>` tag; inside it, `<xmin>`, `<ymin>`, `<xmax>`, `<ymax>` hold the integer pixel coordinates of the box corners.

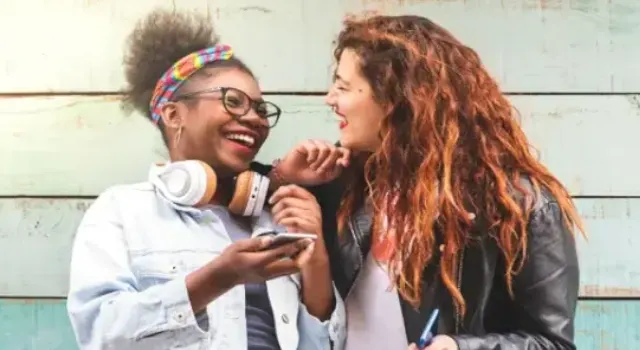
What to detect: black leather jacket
<box><xmin>252</xmin><ymin>162</ymin><xmax>580</xmax><ymax>350</ymax></box>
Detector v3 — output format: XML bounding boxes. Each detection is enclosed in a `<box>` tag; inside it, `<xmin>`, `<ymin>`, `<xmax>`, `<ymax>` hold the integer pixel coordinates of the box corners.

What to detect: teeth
<box><xmin>226</xmin><ymin>133</ymin><xmax>255</xmax><ymax>146</ymax></box>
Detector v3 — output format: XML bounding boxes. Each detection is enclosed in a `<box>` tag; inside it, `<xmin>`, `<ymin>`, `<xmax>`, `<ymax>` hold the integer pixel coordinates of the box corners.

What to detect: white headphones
<box><xmin>151</xmin><ymin>160</ymin><xmax>271</xmax><ymax>217</ymax></box>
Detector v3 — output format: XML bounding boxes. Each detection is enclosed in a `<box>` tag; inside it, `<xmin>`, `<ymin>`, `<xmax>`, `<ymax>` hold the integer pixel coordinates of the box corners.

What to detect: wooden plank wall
<box><xmin>1</xmin><ymin>0</ymin><xmax>639</xmax><ymax>348</ymax></box>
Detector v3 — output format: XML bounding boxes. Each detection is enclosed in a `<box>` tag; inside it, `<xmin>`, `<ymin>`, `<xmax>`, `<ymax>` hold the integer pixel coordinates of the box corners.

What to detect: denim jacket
<box><xmin>66</xmin><ymin>171</ymin><xmax>346</xmax><ymax>350</ymax></box>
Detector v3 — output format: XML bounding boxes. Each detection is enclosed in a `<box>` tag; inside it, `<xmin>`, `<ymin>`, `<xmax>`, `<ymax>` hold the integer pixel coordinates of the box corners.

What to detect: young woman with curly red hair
<box><xmin>303</xmin><ymin>14</ymin><xmax>584</xmax><ymax>350</ymax></box>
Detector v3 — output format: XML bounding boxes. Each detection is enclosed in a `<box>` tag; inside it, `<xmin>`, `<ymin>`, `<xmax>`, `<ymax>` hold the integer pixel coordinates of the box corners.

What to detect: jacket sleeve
<box><xmin>66</xmin><ymin>189</ymin><xmax>209</xmax><ymax>350</ymax></box>
<box><xmin>297</xmin><ymin>283</ymin><xmax>347</xmax><ymax>350</ymax></box>
<box><xmin>453</xmin><ymin>200</ymin><xmax>580</xmax><ymax>350</ymax></box>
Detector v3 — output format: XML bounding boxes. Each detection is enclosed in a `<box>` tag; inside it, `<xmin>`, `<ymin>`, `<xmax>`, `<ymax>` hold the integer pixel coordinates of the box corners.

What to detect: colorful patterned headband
<box><xmin>149</xmin><ymin>44</ymin><xmax>234</xmax><ymax>123</ymax></box>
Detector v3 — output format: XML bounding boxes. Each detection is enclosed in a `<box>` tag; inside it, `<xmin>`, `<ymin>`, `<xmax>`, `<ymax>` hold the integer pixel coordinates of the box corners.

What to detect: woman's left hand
<box><xmin>408</xmin><ymin>335</ymin><xmax>458</xmax><ymax>350</ymax></box>
<box><xmin>269</xmin><ymin>184</ymin><xmax>328</xmax><ymax>267</ymax></box>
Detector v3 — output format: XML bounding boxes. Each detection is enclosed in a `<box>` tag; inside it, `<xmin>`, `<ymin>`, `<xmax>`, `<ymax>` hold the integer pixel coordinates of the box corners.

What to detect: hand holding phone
<box><xmin>256</xmin><ymin>231</ymin><xmax>317</xmax><ymax>250</ymax></box>
<box><xmin>268</xmin><ymin>184</ymin><xmax>328</xmax><ymax>267</ymax></box>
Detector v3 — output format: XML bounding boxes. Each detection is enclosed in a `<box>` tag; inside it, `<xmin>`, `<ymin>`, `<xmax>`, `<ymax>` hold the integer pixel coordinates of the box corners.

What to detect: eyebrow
<box><xmin>333</xmin><ymin>73</ymin><xmax>350</xmax><ymax>86</ymax></box>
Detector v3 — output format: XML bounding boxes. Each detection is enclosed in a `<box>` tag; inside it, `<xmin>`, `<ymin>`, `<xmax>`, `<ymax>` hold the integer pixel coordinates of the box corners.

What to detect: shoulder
<box><xmin>510</xmin><ymin>176</ymin><xmax>576</xmax><ymax>243</ymax></box>
<box><xmin>83</xmin><ymin>182</ymin><xmax>157</xmax><ymax>219</ymax></box>
<box><xmin>95</xmin><ymin>181</ymin><xmax>155</xmax><ymax>204</ymax></box>
<box><xmin>510</xmin><ymin>176</ymin><xmax>560</xmax><ymax>212</ymax></box>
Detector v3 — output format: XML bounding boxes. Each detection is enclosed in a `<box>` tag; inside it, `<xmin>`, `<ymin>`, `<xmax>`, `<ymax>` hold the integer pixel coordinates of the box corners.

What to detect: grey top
<box><xmin>210</xmin><ymin>206</ymin><xmax>282</xmax><ymax>350</ymax></box>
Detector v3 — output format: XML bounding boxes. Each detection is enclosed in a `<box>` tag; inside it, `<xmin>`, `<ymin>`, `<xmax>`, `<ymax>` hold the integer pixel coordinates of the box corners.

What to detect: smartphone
<box><xmin>257</xmin><ymin>231</ymin><xmax>317</xmax><ymax>250</ymax></box>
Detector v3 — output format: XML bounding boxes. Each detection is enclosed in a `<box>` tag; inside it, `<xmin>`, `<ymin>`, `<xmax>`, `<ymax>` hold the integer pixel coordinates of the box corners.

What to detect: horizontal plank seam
<box><xmin>0</xmin><ymin>195</ymin><xmax>97</xmax><ymax>200</ymax></box>
<box><xmin>578</xmin><ymin>296</ymin><xmax>640</xmax><ymax>301</ymax></box>
<box><xmin>2</xmin><ymin>195</ymin><xmax>639</xmax><ymax>200</ymax></box>
<box><xmin>0</xmin><ymin>91</ymin><xmax>639</xmax><ymax>97</ymax></box>
<box><xmin>0</xmin><ymin>296</ymin><xmax>66</xmax><ymax>300</ymax></box>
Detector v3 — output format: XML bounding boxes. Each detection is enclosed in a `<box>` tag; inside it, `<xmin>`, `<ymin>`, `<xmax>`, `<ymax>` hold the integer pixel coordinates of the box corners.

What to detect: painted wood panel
<box><xmin>0</xmin><ymin>197</ymin><xmax>638</xmax><ymax>297</ymax></box>
<box><xmin>1</xmin><ymin>95</ymin><xmax>639</xmax><ymax>197</ymax></box>
<box><xmin>0</xmin><ymin>199</ymin><xmax>88</xmax><ymax>297</ymax></box>
<box><xmin>0</xmin><ymin>299</ymin><xmax>636</xmax><ymax>349</ymax></box>
<box><xmin>0</xmin><ymin>0</ymin><xmax>638</xmax><ymax>93</ymax></box>
<box><xmin>574</xmin><ymin>300</ymin><xmax>640</xmax><ymax>349</ymax></box>
<box><xmin>0</xmin><ymin>299</ymin><xmax>77</xmax><ymax>350</ymax></box>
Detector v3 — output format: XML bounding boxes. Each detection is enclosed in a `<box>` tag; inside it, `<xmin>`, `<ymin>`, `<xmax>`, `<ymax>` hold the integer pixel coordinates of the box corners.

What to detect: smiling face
<box><xmin>325</xmin><ymin>48</ymin><xmax>387</xmax><ymax>152</ymax></box>
<box><xmin>160</xmin><ymin>67</ymin><xmax>279</xmax><ymax>177</ymax></box>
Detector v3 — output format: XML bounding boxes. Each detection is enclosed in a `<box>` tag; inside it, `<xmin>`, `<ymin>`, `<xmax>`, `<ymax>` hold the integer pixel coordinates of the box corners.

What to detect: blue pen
<box><xmin>417</xmin><ymin>308</ymin><xmax>440</xmax><ymax>349</ymax></box>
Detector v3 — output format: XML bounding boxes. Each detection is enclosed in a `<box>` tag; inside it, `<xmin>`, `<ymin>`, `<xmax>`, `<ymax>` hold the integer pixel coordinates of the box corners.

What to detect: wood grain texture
<box><xmin>0</xmin><ymin>299</ymin><xmax>635</xmax><ymax>349</ymax></box>
<box><xmin>575</xmin><ymin>198</ymin><xmax>640</xmax><ymax>297</ymax></box>
<box><xmin>1</xmin><ymin>197</ymin><xmax>638</xmax><ymax>297</ymax></box>
<box><xmin>0</xmin><ymin>0</ymin><xmax>638</xmax><ymax>93</ymax></box>
<box><xmin>2</xmin><ymin>95</ymin><xmax>640</xmax><ymax>197</ymax></box>
<box><xmin>0</xmin><ymin>199</ymin><xmax>88</xmax><ymax>297</ymax></box>
<box><xmin>0</xmin><ymin>299</ymin><xmax>76</xmax><ymax>350</ymax></box>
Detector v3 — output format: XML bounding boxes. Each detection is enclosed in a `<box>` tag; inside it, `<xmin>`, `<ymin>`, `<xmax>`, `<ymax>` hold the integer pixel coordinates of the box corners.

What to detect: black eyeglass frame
<box><xmin>173</xmin><ymin>86</ymin><xmax>282</xmax><ymax>128</ymax></box>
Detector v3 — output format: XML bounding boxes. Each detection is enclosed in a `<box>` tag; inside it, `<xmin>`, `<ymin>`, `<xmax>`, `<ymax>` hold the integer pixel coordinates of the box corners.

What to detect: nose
<box><xmin>325</xmin><ymin>87</ymin><xmax>337</xmax><ymax>107</ymax></box>
<box><xmin>241</xmin><ymin>108</ymin><xmax>269</xmax><ymax>129</ymax></box>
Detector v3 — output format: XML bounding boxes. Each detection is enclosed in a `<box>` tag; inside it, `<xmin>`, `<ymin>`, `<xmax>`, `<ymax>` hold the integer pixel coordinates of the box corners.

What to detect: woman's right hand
<box><xmin>187</xmin><ymin>236</ymin><xmax>311</xmax><ymax>313</ymax></box>
<box><xmin>217</xmin><ymin>235</ymin><xmax>310</xmax><ymax>285</ymax></box>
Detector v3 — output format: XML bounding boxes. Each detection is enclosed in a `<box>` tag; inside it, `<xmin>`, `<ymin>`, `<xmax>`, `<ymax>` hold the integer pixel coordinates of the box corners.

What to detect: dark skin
<box><xmin>158</xmin><ymin>67</ymin><xmax>334</xmax><ymax>320</ymax></box>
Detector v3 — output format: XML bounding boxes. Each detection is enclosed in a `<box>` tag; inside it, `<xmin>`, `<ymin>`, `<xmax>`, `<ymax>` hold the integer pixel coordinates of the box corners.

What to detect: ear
<box><xmin>159</xmin><ymin>102</ymin><xmax>186</xmax><ymax>130</ymax></box>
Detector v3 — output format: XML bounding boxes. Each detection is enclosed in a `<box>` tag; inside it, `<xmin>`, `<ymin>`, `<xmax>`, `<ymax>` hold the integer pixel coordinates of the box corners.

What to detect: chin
<box><xmin>339</xmin><ymin>134</ymin><xmax>353</xmax><ymax>149</ymax></box>
<box><xmin>216</xmin><ymin>157</ymin><xmax>253</xmax><ymax>178</ymax></box>
<box><xmin>340</xmin><ymin>136</ymin><xmax>367</xmax><ymax>152</ymax></box>
<box><xmin>229</xmin><ymin>159</ymin><xmax>253</xmax><ymax>173</ymax></box>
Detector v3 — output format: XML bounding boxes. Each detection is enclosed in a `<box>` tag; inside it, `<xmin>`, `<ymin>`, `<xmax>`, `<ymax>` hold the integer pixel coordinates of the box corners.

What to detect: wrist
<box><xmin>268</xmin><ymin>159</ymin><xmax>289</xmax><ymax>191</ymax></box>
<box><xmin>301</xmin><ymin>249</ymin><xmax>330</xmax><ymax>274</ymax></box>
<box><xmin>186</xmin><ymin>258</ymin><xmax>236</xmax><ymax>313</ymax></box>
<box><xmin>208</xmin><ymin>256</ymin><xmax>241</xmax><ymax>290</ymax></box>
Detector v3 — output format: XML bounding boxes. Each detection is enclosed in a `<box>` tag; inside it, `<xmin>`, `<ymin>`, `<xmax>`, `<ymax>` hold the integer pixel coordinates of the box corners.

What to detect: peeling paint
<box><xmin>627</xmin><ymin>95</ymin><xmax>640</xmax><ymax>113</ymax></box>
<box><xmin>238</xmin><ymin>6</ymin><xmax>271</xmax><ymax>13</ymax></box>
<box><xmin>581</xmin><ymin>285</ymin><xmax>640</xmax><ymax>297</ymax></box>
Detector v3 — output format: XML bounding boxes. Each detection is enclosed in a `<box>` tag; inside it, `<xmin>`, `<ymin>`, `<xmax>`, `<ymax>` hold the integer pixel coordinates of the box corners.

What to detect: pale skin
<box><xmin>273</xmin><ymin>50</ymin><xmax>459</xmax><ymax>347</ymax></box>
<box><xmin>323</xmin><ymin>48</ymin><xmax>459</xmax><ymax>350</ymax></box>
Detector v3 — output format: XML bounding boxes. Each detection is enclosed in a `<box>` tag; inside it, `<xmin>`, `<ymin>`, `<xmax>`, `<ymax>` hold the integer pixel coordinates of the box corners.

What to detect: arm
<box><xmin>66</xmin><ymin>189</ymin><xmax>228</xmax><ymax>349</ymax></box>
<box><xmin>249</xmin><ymin>139</ymin><xmax>350</xmax><ymax>193</ymax></box>
<box><xmin>269</xmin><ymin>184</ymin><xmax>348</xmax><ymax>350</ymax></box>
<box><xmin>297</xmin><ymin>277</ymin><xmax>347</xmax><ymax>350</ymax></box>
<box><xmin>452</xmin><ymin>200</ymin><xmax>580</xmax><ymax>350</ymax></box>
<box><xmin>295</xmin><ymin>187</ymin><xmax>348</xmax><ymax>350</ymax></box>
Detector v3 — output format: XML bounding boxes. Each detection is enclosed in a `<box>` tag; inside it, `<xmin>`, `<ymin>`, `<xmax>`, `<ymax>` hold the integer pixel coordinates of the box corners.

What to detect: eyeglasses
<box><xmin>173</xmin><ymin>87</ymin><xmax>281</xmax><ymax>128</ymax></box>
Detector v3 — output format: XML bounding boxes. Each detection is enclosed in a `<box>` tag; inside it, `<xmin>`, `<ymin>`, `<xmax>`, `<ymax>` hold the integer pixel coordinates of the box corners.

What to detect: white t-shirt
<box><xmin>345</xmin><ymin>253</ymin><xmax>408</xmax><ymax>350</ymax></box>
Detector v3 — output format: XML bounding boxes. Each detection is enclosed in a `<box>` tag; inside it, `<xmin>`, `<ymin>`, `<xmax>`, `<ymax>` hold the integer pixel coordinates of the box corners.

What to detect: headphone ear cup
<box><xmin>229</xmin><ymin>171</ymin><xmax>252</xmax><ymax>215</ymax></box>
<box><xmin>251</xmin><ymin>174</ymin><xmax>271</xmax><ymax>216</ymax></box>
<box><xmin>156</xmin><ymin>160</ymin><xmax>217</xmax><ymax>207</ymax></box>
<box><xmin>194</xmin><ymin>160</ymin><xmax>217</xmax><ymax>206</ymax></box>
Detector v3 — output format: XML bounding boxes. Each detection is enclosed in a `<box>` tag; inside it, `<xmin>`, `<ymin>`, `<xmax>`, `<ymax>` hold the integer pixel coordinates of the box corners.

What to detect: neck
<box><xmin>209</xmin><ymin>176</ymin><xmax>235</xmax><ymax>205</ymax></box>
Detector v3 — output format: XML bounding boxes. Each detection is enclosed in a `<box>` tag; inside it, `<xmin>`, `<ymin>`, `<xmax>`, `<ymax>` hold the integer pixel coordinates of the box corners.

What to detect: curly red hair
<box><xmin>334</xmin><ymin>15</ymin><xmax>585</xmax><ymax>316</ymax></box>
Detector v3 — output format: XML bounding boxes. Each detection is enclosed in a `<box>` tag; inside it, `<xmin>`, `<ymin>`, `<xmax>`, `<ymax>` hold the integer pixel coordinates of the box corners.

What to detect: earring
<box><xmin>173</xmin><ymin>125</ymin><xmax>183</xmax><ymax>149</ymax></box>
